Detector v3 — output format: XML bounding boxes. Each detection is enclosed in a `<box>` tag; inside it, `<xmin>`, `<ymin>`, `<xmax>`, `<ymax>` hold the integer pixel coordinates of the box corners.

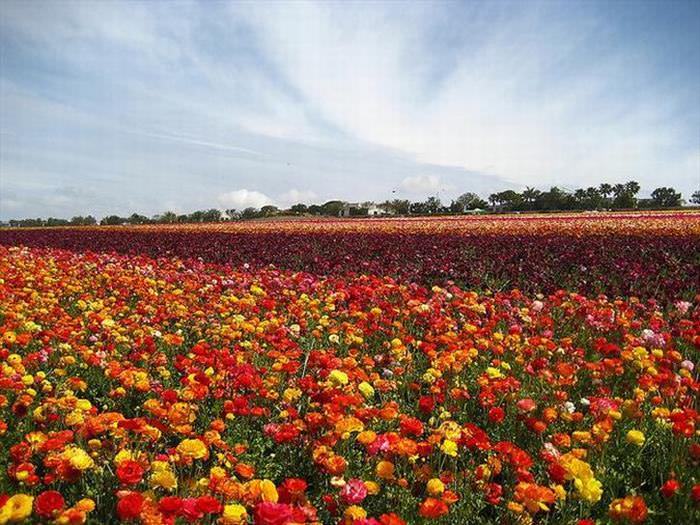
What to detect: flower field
<box><xmin>0</xmin><ymin>214</ymin><xmax>699</xmax><ymax>524</ymax></box>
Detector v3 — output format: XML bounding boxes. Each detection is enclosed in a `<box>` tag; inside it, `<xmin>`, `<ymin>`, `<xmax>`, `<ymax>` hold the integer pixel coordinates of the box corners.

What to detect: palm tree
<box><xmin>522</xmin><ymin>187</ymin><xmax>540</xmax><ymax>209</ymax></box>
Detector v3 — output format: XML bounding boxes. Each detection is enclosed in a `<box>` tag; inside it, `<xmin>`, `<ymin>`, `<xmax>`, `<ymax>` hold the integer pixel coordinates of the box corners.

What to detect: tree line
<box><xmin>3</xmin><ymin>183</ymin><xmax>698</xmax><ymax>227</ymax></box>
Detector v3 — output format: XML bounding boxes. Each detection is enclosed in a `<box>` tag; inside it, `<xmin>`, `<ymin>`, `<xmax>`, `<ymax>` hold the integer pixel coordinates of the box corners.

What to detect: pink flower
<box><xmin>517</xmin><ymin>398</ymin><xmax>537</xmax><ymax>414</ymax></box>
<box><xmin>340</xmin><ymin>478</ymin><xmax>368</xmax><ymax>505</ymax></box>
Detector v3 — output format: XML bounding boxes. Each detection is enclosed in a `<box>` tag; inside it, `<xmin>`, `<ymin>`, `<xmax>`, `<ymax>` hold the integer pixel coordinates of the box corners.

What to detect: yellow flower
<box><xmin>176</xmin><ymin>438</ymin><xmax>209</xmax><ymax>460</ymax></box>
<box><xmin>75</xmin><ymin>499</ymin><xmax>95</xmax><ymax>513</ymax></box>
<box><xmin>150</xmin><ymin>469</ymin><xmax>178</xmax><ymax>490</ymax></box>
<box><xmin>426</xmin><ymin>478</ymin><xmax>445</xmax><ymax>496</ymax></box>
<box><xmin>574</xmin><ymin>476</ymin><xmax>603</xmax><ymax>503</ymax></box>
<box><xmin>260</xmin><ymin>479</ymin><xmax>279</xmax><ymax>502</ymax></box>
<box><xmin>364</xmin><ymin>481</ymin><xmax>380</xmax><ymax>495</ymax></box>
<box><xmin>64</xmin><ymin>446</ymin><xmax>94</xmax><ymax>471</ymax></box>
<box><xmin>221</xmin><ymin>504</ymin><xmax>248</xmax><ymax>524</ymax></box>
<box><xmin>486</xmin><ymin>366</ymin><xmax>502</xmax><ymax>379</ymax></box>
<box><xmin>282</xmin><ymin>387</ymin><xmax>301</xmax><ymax>403</ymax></box>
<box><xmin>553</xmin><ymin>484</ymin><xmax>566</xmax><ymax>501</ymax></box>
<box><xmin>328</xmin><ymin>370</ymin><xmax>348</xmax><ymax>387</ymax></box>
<box><xmin>358</xmin><ymin>381</ymin><xmax>375</xmax><ymax>399</ymax></box>
<box><xmin>440</xmin><ymin>439</ymin><xmax>458</xmax><ymax>457</ymax></box>
<box><xmin>114</xmin><ymin>449</ymin><xmax>134</xmax><ymax>464</ymax></box>
<box><xmin>626</xmin><ymin>430</ymin><xmax>645</xmax><ymax>446</ymax></box>
<box><xmin>560</xmin><ymin>453</ymin><xmax>603</xmax><ymax>503</ymax></box>
<box><xmin>1</xmin><ymin>494</ymin><xmax>34</xmax><ymax>523</ymax></box>
<box><xmin>344</xmin><ymin>505</ymin><xmax>367</xmax><ymax>522</ymax></box>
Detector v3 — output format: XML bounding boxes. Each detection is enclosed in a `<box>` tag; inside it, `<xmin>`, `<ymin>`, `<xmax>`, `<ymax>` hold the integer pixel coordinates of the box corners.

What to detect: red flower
<box><xmin>418</xmin><ymin>497</ymin><xmax>449</xmax><ymax>518</ymax></box>
<box><xmin>195</xmin><ymin>495</ymin><xmax>222</xmax><ymax>514</ymax></box>
<box><xmin>379</xmin><ymin>513</ymin><xmax>406</xmax><ymax>525</ymax></box>
<box><xmin>117</xmin><ymin>492</ymin><xmax>144</xmax><ymax>521</ymax></box>
<box><xmin>487</xmin><ymin>407</ymin><xmax>505</xmax><ymax>424</ymax></box>
<box><xmin>116</xmin><ymin>460</ymin><xmax>145</xmax><ymax>485</ymax></box>
<box><xmin>254</xmin><ymin>502</ymin><xmax>294</xmax><ymax>525</ymax></box>
<box><xmin>34</xmin><ymin>490</ymin><xmax>65</xmax><ymax>518</ymax></box>
<box><xmin>691</xmin><ymin>484</ymin><xmax>700</xmax><ymax>504</ymax></box>
<box><xmin>158</xmin><ymin>496</ymin><xmax>183</xmax><ymax>516</ymax></box>
<box><xmin>418</xmin><ymin>396</ymin><xmax>434</xmax><ymax>414</ymax></box>
<box><xmin>660</xmin><ymin>479</ymin><xmax>680</xmax><ymax>498</ymax></box>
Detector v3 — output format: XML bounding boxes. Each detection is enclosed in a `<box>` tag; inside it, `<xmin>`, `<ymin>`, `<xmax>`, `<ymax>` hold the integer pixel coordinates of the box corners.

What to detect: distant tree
<box><xmin>650</xmin><ymin>187</ymin><xmax>682</xmax><ymax>208</ymax></box>
<box><xmin>10</xmin><ymin>218</ymin><xmax>45</xmax><ymax>227</ymax></box>
<box><xmin>290</xmin><ymin>203</ymin><xmax>308</xmax><ymax>214</ymax></box>
<box><xmin>349</xmin><ymin>205</ymin><xmax>369</xmax><ymax>216</ymax></box>
<box><xmin>535</xmin><ymin>187</ymin><xmax>570</xmax><ymax>211</ymax></box>
<box><xmin>307</xmin><ymin>204</ymin><xmax>323</xmax><ymax>215</ymax></box>
<box><xmin>521</xmin><ymin>187</ymin><xmax>541</xmax><ymax>210</ymax></box>
<box><xmin>599</xmin><ymin>183</ymin><xmax>613</xmax><ymax>207</ymax></box>
<box><xmin>585</xmin><ymin>187</ymin><xmax>603</xmax><ymax>209</ymax></box>
<box><xmin>321</xmin><ymin>200</ymin><xmax>345</xmax><ymax>216</ymax></box>
<box><xmin>101</xmin><ymin>215</ymin><xmax>126</xmax><ymax>225</ymax></box>
<box><xmin>490</xmin><ymin>190</ymin><xmax>523</xmax><ymax>211</ymax></box>
<box><xmin>388</xmin><ymin>199</ymin><xmax>410</xmax><ymax>215</ymax></box>
<box><xmin>424</xmin><ymin>196</ymin><xmax>443</xmax><ymax>214</ymax></box>
<box><xmin>691</xmin><ymin>190</ymin><xmax>700</xmax><ymax>205</ymax></box>
<box><xmin>409</xmin><ymin>201</ymin><xmax>426</xmax><ymax>214</ymax></box>
<box><xmin>128</xmin><ymin>213</ymin><xmax>150</xmax><ymax>225</ymax></box>
<box><xmin>188</xmin><ymin>210</ymin><xmax>205</xmax><ymax>223</ymax></box>
<box><xmin>201</xmin><ymin>209</ymin><xmax>222</xmax><ymax>222</ymax></box>
<box><xmin>45</xmin><ymin>217</ymin><xmax>69</xmax><ymax>226</ymax></box>
<box><xmin>159</xmin><ymin>211</ymin><xmax>178</xmax><ymax>223</ymax></box>
<box><xmin>69</xmin><ymin>215</ymin><xmax>96</xmax><ymax>226</ymax></box>
<box><xmin>260</xmin><ymin>205</ymin><xmax>279</xmax><ymax>217</ymax></box>
<box><xmin>612</xmin><ymin>181</ymin><xmax>640</xmax><ymax>209</ymax></box>
<box><xmin>573</xmin><ymin>188</ymin><xmax>587</xmax><ymax>209</ymax></box>
<box><xmin>241</xmin><ymin>207</ymin><xmax>259</xmax><ymax>219</ymax></box>
<box><xmin>456</xmin><ymin>192</ymin><xmax>487</xmax><ymax>211</ymax></box>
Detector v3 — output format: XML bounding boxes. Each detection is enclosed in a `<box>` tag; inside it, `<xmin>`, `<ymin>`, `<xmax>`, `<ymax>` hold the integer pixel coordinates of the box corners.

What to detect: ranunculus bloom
<box><xmin>116</xmin><ymin>460</ymin><xmax>145</xmax><ymax>485</ymax></box>
<box><xmin>418</xmin><ymin>497</ymin><xmax>449</xmax><ymax>518</ymax></box>
<box><xmin>660</xmin><ymin>479</ymin><xmax>680</xmax><ymax>498</ymax></box>
<box><xmin>116</xmin><ymin>492</ymin><xmax>144</xmax><ymax>521</ymax></box>
<box><xmin>34</xmin><ymin>490</ymin><xmax>65</xmax><ymax>518</ymax></box>
<box><xmin>488</xmin><ymin>407</ymin><xmax>505</xmax><ymax>424</ymax></box>
<box><xmin>158</xmin><ymin>496</ymin><xmax>183</xmax><ymax>516</ymax></box>
<box><xmin>253</xmin><ymin>502</ymin><xmax>294</xmax><ymax>525</ymax></box>
<box><xmin>340</xmin><ymin>478</ymin><xmax>368</xmax><ymax>504</ymax></box>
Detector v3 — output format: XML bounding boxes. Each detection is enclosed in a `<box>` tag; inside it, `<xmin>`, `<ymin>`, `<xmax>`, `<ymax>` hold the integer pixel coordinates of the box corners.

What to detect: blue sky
<box><xmin>1</xmin><ymin>0</ymin><xmax>698</xmax><ymax>219</ymax></box>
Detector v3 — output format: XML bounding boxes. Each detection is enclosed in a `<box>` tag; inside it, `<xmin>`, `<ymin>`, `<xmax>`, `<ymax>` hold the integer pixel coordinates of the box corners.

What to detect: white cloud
<box><xmin>240</xmin><ymin>1</ymin><xmax>699</xmax><ymax>192</ymax></box>
<box><xmin>217</xmin><ymin>189</ymin><xmax>275</xmax><ymax>210</ymax></box>
<box><xmin>400</xmin><ymin>175</ymin><xmax>443</xmax><ymax>194</ymax></box>
<box><xmin>277</xmin><ymin>189</ymin><xmax>318</xmax><ymax>206</ymax></box>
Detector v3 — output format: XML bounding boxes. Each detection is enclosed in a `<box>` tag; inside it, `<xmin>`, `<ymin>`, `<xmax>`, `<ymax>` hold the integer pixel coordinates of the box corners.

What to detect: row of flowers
<box><xmin>0</xmin><ymin>244</ymin><xmax>698</xmax><ymax>523</ymax></box>
<box><xmin>1</xmin><ymin>214</ymin><xmax>698</xmax><ymax>303</ymax></box>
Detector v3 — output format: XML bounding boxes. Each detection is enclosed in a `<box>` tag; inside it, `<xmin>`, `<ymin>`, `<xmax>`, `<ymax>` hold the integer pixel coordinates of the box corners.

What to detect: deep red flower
<box><xmin>34</xmin><ymin>490</ymin><xmax>65</xmax><ymax>518</ymax></box>
<box><xmin>660</xmin><ymin>479</ymin><xmax>680</xmax><ymax>498</ymax></box>
<box><xmin>487</xmin><ymin>406</ymin><xmax>505</xmax><ymax>424</ymax></box>
<box><xmin>117</xmin><ymin>492</ymin><xmax>144</xmax><ymax>521</ymax></box>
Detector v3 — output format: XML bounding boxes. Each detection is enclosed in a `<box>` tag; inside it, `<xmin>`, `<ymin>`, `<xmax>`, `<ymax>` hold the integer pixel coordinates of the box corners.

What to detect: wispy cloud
<box><xmin>1</xmin><ymin>0</ymin><xmax>698</xmax><ymax>219</ymax></box>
